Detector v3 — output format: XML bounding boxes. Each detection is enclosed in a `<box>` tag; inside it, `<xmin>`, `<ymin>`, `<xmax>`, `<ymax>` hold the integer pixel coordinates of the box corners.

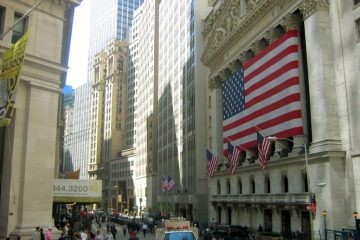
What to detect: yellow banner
<box><xmin>0</xmin><ymin>31</ymin><xmax>30</xmax><ymax>127</ymax></box>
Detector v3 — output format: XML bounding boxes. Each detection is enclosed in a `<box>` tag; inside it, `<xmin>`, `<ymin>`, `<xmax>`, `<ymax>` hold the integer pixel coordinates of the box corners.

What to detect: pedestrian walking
<box><xmin>142</xmin><ymin>223</ymin><xmax>148</xmax><ymax>238</ymax></box>
<box><xmin>80</xmin><ymin>228</ymin><xmax>89</xmax><ymax>240</ymax></box>
<box><xmin>32</xmin><ymin>227</ymin><xmax>40</xmax><ymax>240</ymax></box>
<box><xmin>129</xmin><ymin>232</ymin><xmax>139</xmax><ymax>240</ymax></box>
<box><xmin>40</xmin><ymin>228</ymin><xmax>45</xmax><ymax>240</ymax></box>
<box><xmin>110</xmin><ymin>224</ymin><xmax>117</xmax><ymax>240</ymax></box>
<box><xmin>95</xmin><ymin>230</ymin><xmax>103</xmax><ymax>240</ymax></box>
<box><xmin>122</xmin><ymin>225</ymin><xmax>127</xmax><ymax>237</ymax></box>
<box><xmin>45</xmin><ymin>227</ymin><xmax>53</xmax><ymax>240</ymax></box>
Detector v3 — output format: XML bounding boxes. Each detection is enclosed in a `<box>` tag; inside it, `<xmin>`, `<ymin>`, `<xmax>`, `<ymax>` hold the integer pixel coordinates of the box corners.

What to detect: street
<box><xmin>93</xmin><ymin>222</ymin><xmax>157</xmax><ymax>240</ymax></box>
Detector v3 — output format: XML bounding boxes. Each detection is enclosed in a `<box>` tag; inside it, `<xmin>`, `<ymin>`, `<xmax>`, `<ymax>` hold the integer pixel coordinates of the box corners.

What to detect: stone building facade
<box><xmin>202</xmin><ymin>0</ymin><xmax>360</xmax><ymax>238</ymax></box>
<box><xmin>0</xmin><ymin>0</ymin><xmax>79</xmax><ymax>238</ymax></box>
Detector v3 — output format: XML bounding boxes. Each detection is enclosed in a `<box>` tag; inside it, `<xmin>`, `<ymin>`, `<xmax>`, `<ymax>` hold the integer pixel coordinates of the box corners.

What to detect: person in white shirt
<box><xmin>142</xmin><ymin>223</ymin><xmax>148</xmax><ymax>238</ymax></box>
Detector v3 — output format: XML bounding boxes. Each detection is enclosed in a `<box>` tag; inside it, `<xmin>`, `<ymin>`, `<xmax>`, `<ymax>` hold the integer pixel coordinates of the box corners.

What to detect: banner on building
<box><xmin>0</xmin><ymin>31</ymin><xmax>30</xmax><ymax>127</ymax></box>
<box><xmin>53</xmin><ymin>179</ymin><xmax>102</xmax><ymax>203</ymax></box>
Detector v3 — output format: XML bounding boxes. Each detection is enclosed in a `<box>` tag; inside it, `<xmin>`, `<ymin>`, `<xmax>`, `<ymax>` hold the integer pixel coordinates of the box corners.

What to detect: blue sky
<box><xmin>66</xmin><ymin>0</ymin><xmax>91</xmax><ymax>89</ymax></box>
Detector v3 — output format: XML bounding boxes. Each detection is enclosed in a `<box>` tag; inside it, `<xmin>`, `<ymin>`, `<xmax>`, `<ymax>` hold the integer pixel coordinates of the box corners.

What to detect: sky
<box><xmin>66</xmin><ymin>0</ymin><xmax>91</xmax><ymax>89</ymax></box>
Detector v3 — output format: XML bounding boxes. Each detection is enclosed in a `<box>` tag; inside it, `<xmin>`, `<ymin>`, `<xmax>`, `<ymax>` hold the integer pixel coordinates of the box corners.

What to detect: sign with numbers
<box><xmin>53</xmin><ymin>179</ymin><xmax>102</xmax><ymax>203</ymax></box>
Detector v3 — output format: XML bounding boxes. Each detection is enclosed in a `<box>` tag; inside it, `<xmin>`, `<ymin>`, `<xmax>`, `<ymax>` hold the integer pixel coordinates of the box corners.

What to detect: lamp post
<box><xmin>322</xmin><ymin>210</ymin><xmax>328</xmax><ymax>240</ymax></box>
<box><xmin>352</xmin><ymin>212</ymin><xmax>358</xmax><ymax>240</ymax></box>
<box><xmin>114</xmin><ymin>185</ymin><xmax>118</xmax><ymax>213</ymax></box>
<box><xmin>267</xmin><ymin>136</ymin><xmax>326</xmax><ymax>240</ymax></box>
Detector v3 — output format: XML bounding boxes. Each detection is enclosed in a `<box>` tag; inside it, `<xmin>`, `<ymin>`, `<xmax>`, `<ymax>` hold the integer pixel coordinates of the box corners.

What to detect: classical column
<box><xmin>300</xmin><ymin>0</ymin><xmax>341</xmax><ymax>153</ymax></box>
<box><xmin>209</xmin><ymin>75</ymin><xmax>225</xmax><ymax>157</ymax></box>
<box><xmin>6</xmin><ymin>81</ymin><xmax>61</xmax><ymax>238</ymax></box>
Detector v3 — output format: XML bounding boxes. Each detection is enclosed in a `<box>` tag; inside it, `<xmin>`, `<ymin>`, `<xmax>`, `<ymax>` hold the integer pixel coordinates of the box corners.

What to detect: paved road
<box><xmin>92</xmin><ymin>222</ymin><xmax>156</xmax><ymax>240</ymax></box>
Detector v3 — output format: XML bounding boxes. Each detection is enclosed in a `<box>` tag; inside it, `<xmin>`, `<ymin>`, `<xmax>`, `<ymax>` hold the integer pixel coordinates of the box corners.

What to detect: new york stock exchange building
<box><xmin>201</xmin><ymin>0</ymin><xmax>360</xmax><ymax>239</ymax></box>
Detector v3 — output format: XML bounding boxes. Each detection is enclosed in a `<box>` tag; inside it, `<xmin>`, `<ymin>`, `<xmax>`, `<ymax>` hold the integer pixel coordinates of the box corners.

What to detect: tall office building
<box><xmin>67</xmin><ymin>0</ymin><xmax>143</xmax><ymax>204</ymax></box>
<box><xmin>156</xmin><ymin>0</ymin><xmax>211</xmax><ymax>225</ymax></box>
<box><xmin>132</xmin><ymin>0</ymin><xmax>160</xmax><ymax>215</ymax></box>
<box><xmin>87</xmin><ymin>0</ymin><xmax>144</xmax><ymax>85</ymax></box>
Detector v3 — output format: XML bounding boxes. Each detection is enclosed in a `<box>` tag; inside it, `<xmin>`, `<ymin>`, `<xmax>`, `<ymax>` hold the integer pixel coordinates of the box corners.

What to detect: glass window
<box><xmin>0</xmin><ymin>6</ymin><xmax>5</xmax><ymax>39</ymax></box>
<box><xmin>12</xmin><ymin>13</ymin><xmax>27</xmax><ymax>44</ymax></box>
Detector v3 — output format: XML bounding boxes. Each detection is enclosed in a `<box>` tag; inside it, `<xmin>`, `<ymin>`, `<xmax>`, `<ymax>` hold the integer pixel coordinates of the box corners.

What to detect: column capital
<box><xmin>227</xmin><ymin>60</ymin><xmax>241</xmax><ymax>74</ymax></box>
<box><xmin>279</xmin><ymin>14</ymin><xmax>301</xmax><ymax>32</ymax></box>
<box><xmin>299</xmin><ymin>0</ymin><xmax>329</xmax><ymax>20</ymax></box>
<box><xmin>250</xmin><ymin>40</ymin><xmax>268</xmax><ymax>56</ymax></box>
<box><xmin>238</xmin><ymin>51</ymin><xmax>254</xmax><ymax>64</ymax></box>
<box><xmin>264</xmin><ymin>27</ymin><xmax>284</xmax><ymax>44</ymax></box>
<box><xmin>209</xmin><ymin>76</ymin><xmax>223</xmax><ymax>90</ymax></box>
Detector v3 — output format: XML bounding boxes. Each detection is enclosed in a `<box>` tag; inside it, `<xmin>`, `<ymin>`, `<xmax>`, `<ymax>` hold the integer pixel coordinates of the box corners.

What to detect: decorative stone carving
<box><xmin>279</xmin><ymin>14</ymin><xmax>301</xmax><ymax>31</ymax></box>
<box><xmin>264</xmin><ymin>27</ymin><xmax>284</xmax><ymax>44</ymax></box>
<box><xmin>228</xmin><ymin>60</ymin><xmax>241</xmax><ymax>74</ymax></box>
<box><xmin>299</xmin><ymin>0</ymin><xmax>329</xmax><ymax>20</ymax></box>
<box><xmin>250</xmin><ymin>39</ymin><xmax>268</xmax><ymax>55</ymax></box>
<box><xmin>209</xmin><ymin>76</ymin><xmax>223</xmax><ymax>90</ymax></box>
<box><xmin>239</xmin><ymin>51</ymin><xmax>254</xmax><ymax>64</ymax></box>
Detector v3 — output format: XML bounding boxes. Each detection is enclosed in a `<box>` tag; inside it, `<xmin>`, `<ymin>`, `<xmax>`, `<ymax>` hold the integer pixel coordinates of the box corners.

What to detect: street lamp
<box><xmin>266</xmin><ymin>136</ymin><xmax>326</xmax><ymax>240</ymax></box>
<box><xmin>352</xmin><ymin>212</ymin><xmax>358</xmax><ymax>240</ymax></box>
<box><xmin>322</xmin><ymin>210</ymin><xmax>328</xmax><ymax>240</ymax></box>
<box><xmin>114</xmin><ymin>185</ymin><xmax>118</xmax><ymax>213</ymax></box>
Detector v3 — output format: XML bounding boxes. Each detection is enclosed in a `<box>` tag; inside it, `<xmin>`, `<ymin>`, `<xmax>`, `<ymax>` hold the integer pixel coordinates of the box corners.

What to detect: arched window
<box><xmin>227</xmin><ymin>179</ymin><xmax>231</xmax><ymax>194</ymax></box>
<box><xmin>302</xmin><ymin>172</ymin><xmax>308</xmax><ymax>192</ymax></box>
<box><xmin>251</xmin><ymin>177</ymin><xmax>255</xmax><ymax>194</ymax></box>
<box><xmin>265</xmin><ymin>176</ymin><xmax>271</xmax><ymax>193</ymax></box>
<box><xmin>282</xmin><ymin>175</ymin><xmax>289</xmax><ymax>193</ymax></box>
<box><xmin>238</xmin><ymin>179</ymin><xmax>242</xmax><ymax>194</ymax></box>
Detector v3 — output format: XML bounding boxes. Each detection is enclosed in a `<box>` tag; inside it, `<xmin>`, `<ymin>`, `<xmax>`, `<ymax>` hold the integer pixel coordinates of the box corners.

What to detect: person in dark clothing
<box><xmin>40</xmin><ymin>228</ymin><xmax>45</xmax><ymax>240</ymax></box>
<box><xmin>110</xmin><ymin>224</ymin><xmax>117</xmax><ymax>239</ymax></box>
<box><xmin>122</xmin><ymin>226</ymin><xmax>127</xmax><ymax>237</ymax></box>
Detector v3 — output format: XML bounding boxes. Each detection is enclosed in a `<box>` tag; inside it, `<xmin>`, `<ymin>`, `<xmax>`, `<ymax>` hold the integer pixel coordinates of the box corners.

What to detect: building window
<box><xmin>302</xmin><ymin>172</ymin><xmax>308</xmax><ymax>192</ymax></box>
<box><xmin>356</xmin><ymin>18</ymin><xmax>360</xmax><ymax>42</ymax></box>
<box><xmin>238</xmin><ymin>179</ymin><xmax>242</xmax><ymax>194</ymax></box>
<box><xmin>208</xmin><ymin>116</ymin><xmax>211</xmax><ymax>128</ymax></box>
<box><xmin>251</xmin><ymin>177</ymin><xmax>255</xmax><ymax>194</ymax></box>
<box><xmin>12</xmin><ymin>13</ymin><xmax>27</xmax><ymax>44</ymax></box>
<box><xmin>217</xmin><ymin>180</ymin><xmax>221</xmax><ymax>194</ymax></box>
<box><xmin>226</xmin><ymin>179</ymin><xmax>231</xmax><ymax>194</ymax></box>
<box><xmin>265</xmin><ymin>176</ymin><xmax>271</xmax><ymax>193</ymax></box>
<box><xmin>0</xmin><ymin>6</ymin><xmax>5</xmax><ymax>39</ymax></box>
<box><xmin>208</xmin><ymin>95</ymin><xmax>211</xmax><ymax>108</ymax></box>
<box><xmin>282</xmin><ymin>175</ymin><xmax>289</xmax><ymax>193</ymax></box>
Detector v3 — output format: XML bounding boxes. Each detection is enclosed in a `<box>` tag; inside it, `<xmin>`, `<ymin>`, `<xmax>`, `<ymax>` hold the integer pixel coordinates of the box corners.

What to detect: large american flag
<box><xmin>257</xmin><ymin>131</ymin><xmax>271</xmax><ymax>169</ymax></box>
<box><xmin>207</xmin><ymin>150</ymin><xmax>219</xmax><ymax>177</ymax></box>
<box><xmin>162</xmin><ymin>176</ymin><xmax>175</xmax><ymax>192</ymax></box>
<box><xmin>223</xmin><ymin>30</ymin><xmax>304</xmax><ymax>154</ymax></box>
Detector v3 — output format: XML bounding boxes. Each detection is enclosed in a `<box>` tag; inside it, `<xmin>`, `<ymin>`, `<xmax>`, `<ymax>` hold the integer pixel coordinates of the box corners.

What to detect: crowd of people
<box><xmin>32</xmin><ymin>215</ymin><xmax>153</xmax><ymax>240</ymax></box>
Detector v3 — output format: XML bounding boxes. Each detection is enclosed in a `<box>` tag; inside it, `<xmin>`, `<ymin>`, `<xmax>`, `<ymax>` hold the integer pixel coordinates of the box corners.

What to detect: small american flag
<box><xmin>257</xmin><ymin>131</ymin><xmax>271</xmax><ymax>169</ymax></box>
<box><xmin>207</xmin><ymin>150</ymin><xmax>219</xmax><ymax>177</ymax></box>
<box><xmin>222</xmin><ymin>30</ymin><xmax>304</xmax><ymax>154</ymax></box>
<box><xmin>227</xmin><ymin>142</ymin><xmax>241</xmax><ymax>175</ymax></box>
<box><xmin>162</xmin><ymin>176</ymin><xmax>175</xmax><ymax>192</ymax></box>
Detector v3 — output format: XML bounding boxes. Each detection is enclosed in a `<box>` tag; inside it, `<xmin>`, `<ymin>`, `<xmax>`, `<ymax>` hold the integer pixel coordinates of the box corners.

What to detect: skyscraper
<box><xmin>86</xmin><ymin>0</ymin><xmax>143</xmax><ymax>209</ymax></box>
<box><xmin>132</xmin><ymin>0</ymin><xmax>160</xmax><ymax>216</ymax></box>
<box><xmin>156</xmin><ymin>0</ymin><xmax>211</xmax><ymax>225</ymax></box>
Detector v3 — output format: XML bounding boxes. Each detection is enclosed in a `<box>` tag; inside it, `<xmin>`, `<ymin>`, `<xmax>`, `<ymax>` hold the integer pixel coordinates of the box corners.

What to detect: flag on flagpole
<box><xmin>257</xmin><ymin>131</ymin><xmax>271</xmax><ymax>169</ymax></box>
<box><xmin>162</xmin><ymin>176</ymin><xmax>176</xmax><ymax>192</ymax></box>
<box><xmin>227</xmin><ymin>141</ymin><xmax>241</xmax><ymax>174</ymax></box>
<box><xmin>207</xmin><ymin>149</ymin><xmax>219</xmax><ymax>177</ymax></box>
<box><xmin>222</xmin><ymin>30</ymin><xmax>304</xmax><ymax>155</ymax></box>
